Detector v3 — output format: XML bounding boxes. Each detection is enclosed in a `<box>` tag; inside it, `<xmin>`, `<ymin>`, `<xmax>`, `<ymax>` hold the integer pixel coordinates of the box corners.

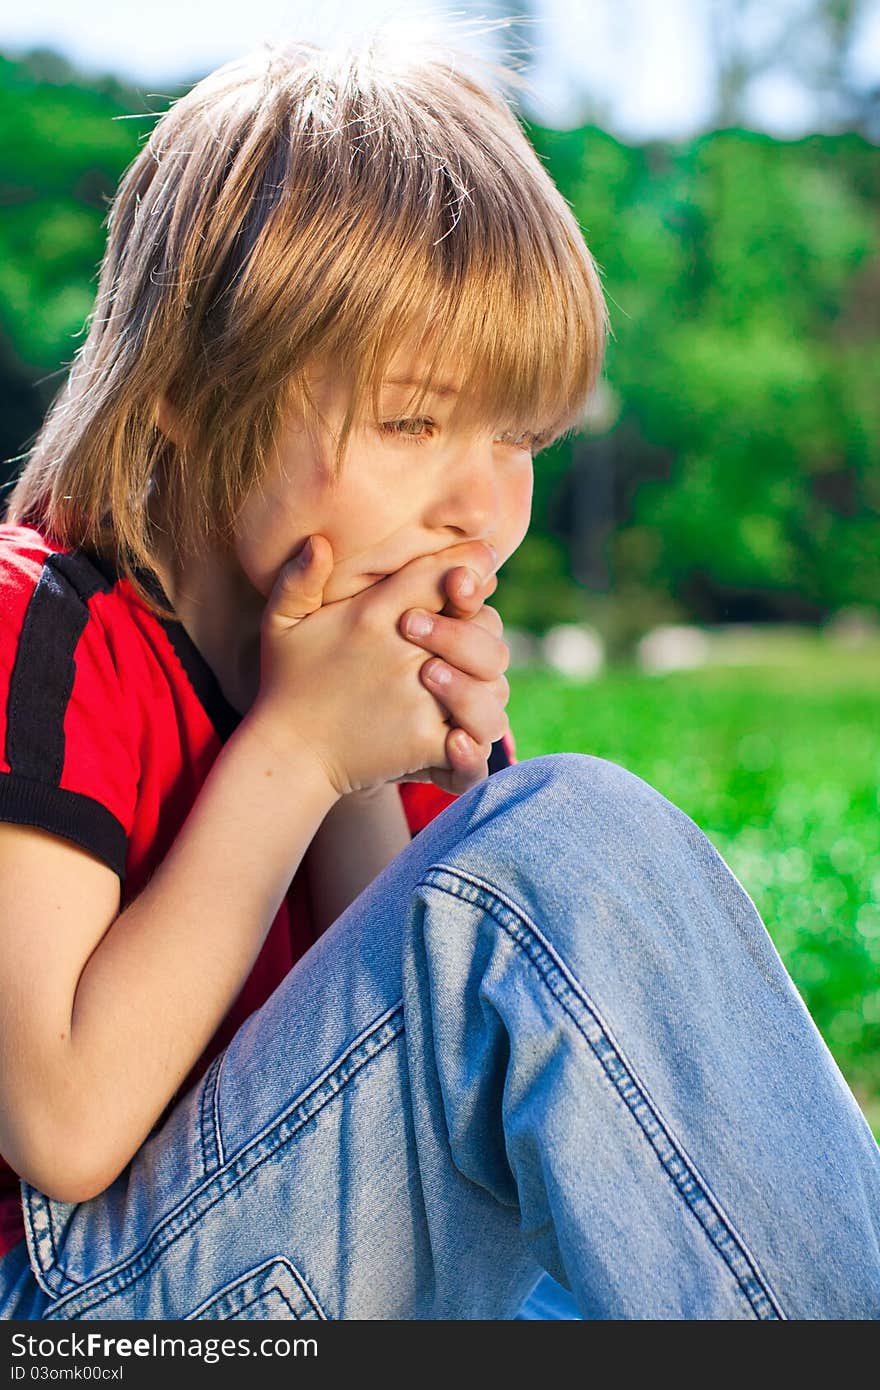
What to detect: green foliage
<box><xmin>508</xmin><ymin>641</ymin><xmax>880</xmax><ymax>1137</ymax></box>
<box><xmin>527</xmin><ymin>122</ymin><xmax>880</xmax><ymax>626</ymax></box>
<box><xmin>0</xmin><ymin>52</ymin><xmax>158</xmax><ymax>369</ymax></box>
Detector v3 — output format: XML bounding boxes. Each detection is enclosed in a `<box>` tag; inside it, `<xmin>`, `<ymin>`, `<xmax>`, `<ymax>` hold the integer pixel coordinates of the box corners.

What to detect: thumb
<box><xmin>264</xmin><ymin>534</ymin><xmax>334</xmax><ymax>628</ymax></box>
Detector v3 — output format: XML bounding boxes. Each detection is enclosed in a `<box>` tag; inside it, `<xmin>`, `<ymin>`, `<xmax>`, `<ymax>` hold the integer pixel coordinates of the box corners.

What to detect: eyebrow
<box><xmin>383</xmin><ymin>377</ymin><xmax>460</xmax><ymax>398</ymax></box>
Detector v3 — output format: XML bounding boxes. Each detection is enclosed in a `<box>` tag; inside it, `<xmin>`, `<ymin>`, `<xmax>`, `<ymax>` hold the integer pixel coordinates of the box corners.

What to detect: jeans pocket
<box><xmin>185</xmin><ymin>1257</ymin><xmax>327</xmax><ymax>1320</ymax></box>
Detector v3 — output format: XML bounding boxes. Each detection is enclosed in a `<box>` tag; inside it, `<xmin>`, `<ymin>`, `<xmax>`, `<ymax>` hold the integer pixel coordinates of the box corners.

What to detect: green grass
<box><xmin>507</xmin><ymin>633</ymin><xmax>880</xmax><ymax>1139</ymax></box>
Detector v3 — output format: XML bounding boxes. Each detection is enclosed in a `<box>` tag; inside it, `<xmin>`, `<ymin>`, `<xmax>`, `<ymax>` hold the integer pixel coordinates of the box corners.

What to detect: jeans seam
<box><xmin>198</xmin><ymin>1051</ymin><xmax>226</xmax><ymax>1178</ymax></box>
<box><xmin>21</xmin><ymin>1181</ymin><xmax>80</xmax><ymax>1300</ymax></box>
<box><xmin>212</xmin><ymin>1049</ymin><xmax>226</xmax><ymax>1170</ymax></box>
<box><xmin>184</xmin><ymin>1256</ymin><xmax>327</xmax><ymax>1321</ymax></box>
<box><xmin>39</xmin><ymin>1003</ymin><xmax>405</xmax><ymax>1319</ymax></box>
<box><xmin>422</xmin><ymin>861</ymin><xmax>787</xmax><ymax>1322</ymax></box>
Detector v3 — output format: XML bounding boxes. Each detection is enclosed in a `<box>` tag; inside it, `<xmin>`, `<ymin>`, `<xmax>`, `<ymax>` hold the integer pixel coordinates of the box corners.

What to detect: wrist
<box><xmin>240</xmin><ymin>703</ymin><xmax>342</xmax><ymax>808</ymax></box>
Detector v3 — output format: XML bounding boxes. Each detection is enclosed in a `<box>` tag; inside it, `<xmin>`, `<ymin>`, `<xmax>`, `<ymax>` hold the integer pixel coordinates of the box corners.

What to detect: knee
<box><xmin>422</xmin><ymin>752</ymin><xmax>758</xmax><ymax>1004</ymax></box>
<box><xmin>471</xmin><ymin>751</ymin><xmax>720</xmax><ymax>903</ymax></box>
<box><xmin>493</xmin><ymin>752</ymin><xmax>684</xmax><ymax>842</ymax></box>
<box><xmin>526</xmin><ymin>750</ymin><xmax>648</xmax><ymax>804</ymax></box>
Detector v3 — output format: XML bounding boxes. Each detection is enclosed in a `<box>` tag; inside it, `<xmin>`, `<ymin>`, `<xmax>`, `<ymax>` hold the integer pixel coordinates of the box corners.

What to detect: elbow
<box><xmin>2</xmin><ymin>1113</ymin><xmax>119</xmax><ymax>1207</ymax></box>
<box><xmin>22</xmin><ymin>1152</ymin><xmax>120</xmax><ymax>1205</ymax></box>
<box><xmin>39</xmin><ymin>1166</ymin><xmax>116</xmax><ymax>1207</ymax></box>
<box><xmin>14</xmin><ymin>1145</ymin><xmax>115</xmax><ymax>1206</ymax></box>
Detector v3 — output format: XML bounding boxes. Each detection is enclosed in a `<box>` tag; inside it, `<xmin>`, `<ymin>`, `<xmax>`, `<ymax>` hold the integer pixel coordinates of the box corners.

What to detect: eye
<box><xmin>379</xmin><ymin>417</ymin><xmax>436</xmax><ymax>445</ymax></box>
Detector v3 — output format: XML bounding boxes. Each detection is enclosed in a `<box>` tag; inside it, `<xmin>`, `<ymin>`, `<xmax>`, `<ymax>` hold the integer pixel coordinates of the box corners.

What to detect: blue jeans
<box><xmin>1</xmin><ymin>754</ymin><xmax>878</xmax><ymax>1320</ymax></box>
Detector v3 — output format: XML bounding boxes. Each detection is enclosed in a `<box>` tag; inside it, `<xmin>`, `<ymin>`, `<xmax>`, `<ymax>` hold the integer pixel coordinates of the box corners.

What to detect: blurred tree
<box><xmin>527</xmin><ymin>113</ymin><xmax>879</xmax><ymax>630</ymax></box>
<box><xmin>709</xmin><ymin>0</ymin><xmax>879</xmax><ymax>135</ymax></box>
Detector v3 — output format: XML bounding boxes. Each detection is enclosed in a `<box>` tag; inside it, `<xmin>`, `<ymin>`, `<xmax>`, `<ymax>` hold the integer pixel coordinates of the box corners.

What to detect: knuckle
<box><xmin>480</xmin><ymin>602</ymin><xmax>503</xmax><ymax>633</ymax></box>
<box><xmin>353</xmin><ymin>597</ymin><xmax>381</xmax><ymax>636</ymax></box>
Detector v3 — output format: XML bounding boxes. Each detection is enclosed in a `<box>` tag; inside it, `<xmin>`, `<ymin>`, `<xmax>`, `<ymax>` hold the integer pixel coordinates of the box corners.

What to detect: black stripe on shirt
<box><xmin>1</xmin><ymin>549</ymin><xmax>128</xmax><ymax>880</ymax></box>
<box><xmin>83</xmin><ymin>547</ymin><xmax>243</xmax><ymax>745</ymax></box>
<box><xmin>6</xmin><ymin>551</ymin><xmax>110</xmax><ymax>781</ymax></box>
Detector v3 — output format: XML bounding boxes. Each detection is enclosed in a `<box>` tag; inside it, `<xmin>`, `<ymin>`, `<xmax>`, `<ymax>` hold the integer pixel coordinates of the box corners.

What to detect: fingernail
<box><xmin>406</xmin><ymin>611</ymin><xmax>433</xmax><ymax>638</ymax></box>
<box><xmin>297</xmin><ymin>537</ymin><xmax>313</xmax><ymax>567</ymax></box>
<box><xmin>426</xmin><ymin>660</ymin><xmax>451</xmax><ymax>686</ymax></box>
<box><xmin>458</xmin><ymin>571</ymin><xmax>476</xmax><ymax>598</ymax></box>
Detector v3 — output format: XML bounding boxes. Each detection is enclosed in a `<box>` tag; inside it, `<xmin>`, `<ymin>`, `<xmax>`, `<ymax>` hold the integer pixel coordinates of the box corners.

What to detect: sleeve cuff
<box><xmin>0</xmin><ymin>773</ymin><xmax>128</xmax><ymax>882</ymax></box>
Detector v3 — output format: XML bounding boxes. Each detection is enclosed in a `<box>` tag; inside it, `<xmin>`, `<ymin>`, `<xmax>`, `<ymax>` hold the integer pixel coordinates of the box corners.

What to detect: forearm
<box><xmin>306</xmin><ymin>783</ymin><xmax>412</xmax><ymax>937</ymax></box>
<box><xmin>49</xmin><ymin>715</ymin><xmax>340</xmax><ymax>1202</ymax></box>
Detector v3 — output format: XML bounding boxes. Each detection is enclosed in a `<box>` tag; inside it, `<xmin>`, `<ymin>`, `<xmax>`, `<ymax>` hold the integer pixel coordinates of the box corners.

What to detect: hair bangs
<box><xmin>315</xmin><ymin>136</ymin><xmax>607</xmax><ymax>472</ymax></box>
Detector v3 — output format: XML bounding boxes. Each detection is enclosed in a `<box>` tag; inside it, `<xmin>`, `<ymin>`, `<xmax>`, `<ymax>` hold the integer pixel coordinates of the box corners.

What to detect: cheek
<box><xmin>503</xmin><ymin>468</ymin><xmax>533</xmax><ymax>548</ymax></box>
<box><xmin>233</xmin><ymin>502</ymin><xmax>302</xmax><ymax>600</ymax></box>
<box><xmin>234</xmin><ymin>540</ymin><xmax>278</xmax><ymax>601</ymax></box>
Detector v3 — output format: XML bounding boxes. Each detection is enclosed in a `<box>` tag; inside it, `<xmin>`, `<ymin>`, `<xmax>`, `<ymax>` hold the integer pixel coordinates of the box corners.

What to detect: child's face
<box><xmin>233</xmin><ymin>349</ymin><xmax>534</xmax><ymax>605</ymax></box>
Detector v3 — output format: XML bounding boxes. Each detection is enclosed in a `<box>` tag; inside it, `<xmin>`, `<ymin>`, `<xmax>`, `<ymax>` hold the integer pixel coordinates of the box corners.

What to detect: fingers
<box><xmin>445</xmin><ymin>729</ymin><xmax>493</xmax><ymax>792</ymax></box>
<box><xmin>421</xmin><ymin>658</ymin><xmax>510</xmax><ymax>748</ymax></box>
<box><xmin>263</xmin><ymin>533</ymin><xmax>334</xmax><ymax>632</ymax></box>
<box><xmin>395</xmin><ymin>747</ymin><xmax>490</xmax><ymax>795</ymax></box>
<box><xmin>381</xmin><ymin>540</ymin><xmax>498</xmax><ymax>614</ymax></box>
<box><xmin>400</xmin><ymin>605</ymin><xmax>508</xmax><ymax>679</ymax></box>
<box><xmin>441</xmin><ymin>565</ymin><xmax>499</xmax><ymax>620</ymax></box>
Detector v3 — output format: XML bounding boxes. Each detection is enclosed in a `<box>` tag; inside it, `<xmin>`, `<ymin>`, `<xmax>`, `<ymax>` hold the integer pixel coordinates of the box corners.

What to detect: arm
<box><xmin>305</xmin><ymin>783</ymin><xmax>413</xmax><ymax>938</ymax></box>
<box><xmin>38</xmin><ymin>716</ymin><xmax>339</xmax><ymax>1203</ymax></box>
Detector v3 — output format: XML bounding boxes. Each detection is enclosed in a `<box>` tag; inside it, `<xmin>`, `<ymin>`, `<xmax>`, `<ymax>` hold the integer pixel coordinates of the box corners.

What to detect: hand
<box><xmin>394</xmin><ymin>562</ymin><xmax>510</xmax><ymax>793</ymax></box>
<box><xmin>249</xmin><ymin>535</ymin><xmax>504</xmax><ymax>797</ymax></box>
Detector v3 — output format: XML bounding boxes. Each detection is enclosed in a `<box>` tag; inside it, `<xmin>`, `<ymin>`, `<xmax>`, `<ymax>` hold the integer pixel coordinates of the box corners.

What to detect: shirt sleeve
<box><xmin>0</xmin><ymin>550</ymin><xmax>140</xmax><ymax>882</ymax></box>
<box><xmin>398</xmin><ymin>727</ymin><xmax>519</xmax><ymax>837</ymax></box>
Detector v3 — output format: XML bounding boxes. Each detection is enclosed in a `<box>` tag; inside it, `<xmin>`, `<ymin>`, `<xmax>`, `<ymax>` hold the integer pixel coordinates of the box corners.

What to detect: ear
<box><xmin>154</xmin><ymin>393</ymin><xmax>189</xmax><ymax>449</ymax></box>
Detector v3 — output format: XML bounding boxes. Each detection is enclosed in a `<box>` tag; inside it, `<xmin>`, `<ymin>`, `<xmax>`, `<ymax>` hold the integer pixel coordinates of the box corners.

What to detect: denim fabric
<box><xmin>1</xmin><ymin>754</ymin><xmax>878</xmax><ymax>1320</ymax></box>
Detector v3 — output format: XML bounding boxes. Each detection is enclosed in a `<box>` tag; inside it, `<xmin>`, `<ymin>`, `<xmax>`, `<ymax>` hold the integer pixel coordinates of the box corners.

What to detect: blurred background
<box><xmin>0</xmin><ymin>1</ymin><xmax>878</xmax><ymax>1131</ymax></box>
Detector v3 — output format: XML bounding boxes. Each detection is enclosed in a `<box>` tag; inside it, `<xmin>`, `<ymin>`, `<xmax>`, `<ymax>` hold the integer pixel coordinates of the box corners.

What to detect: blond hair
<box><xmin>4</xmin><ymin>30</ymin><xmax>607</xmax><ymax>621</ymax></box>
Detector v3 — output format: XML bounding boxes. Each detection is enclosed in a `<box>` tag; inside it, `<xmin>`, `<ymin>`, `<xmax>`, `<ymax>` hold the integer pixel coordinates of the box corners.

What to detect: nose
<box><xmin>426</xmin><ymin>439</ymin><xmax>500</xmax><ymax>544</ymax></box>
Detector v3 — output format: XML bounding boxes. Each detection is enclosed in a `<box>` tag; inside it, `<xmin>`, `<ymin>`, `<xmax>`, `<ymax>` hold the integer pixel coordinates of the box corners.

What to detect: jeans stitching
<box><xmin>210</xmin><ymin>999</ymin><xmax>404</xmax><ymax>1175</ymax></box>
<box><xmin>21</xmin><ymin>1184</ymin><xmax>72</xmax><ymax>1299</ymax></box>
<box><xmin>212</xmin><ymin>1049</ymin><xmax>226</xmax><ymax>1171</ymax></box>
<box><xmin>422</xmin><ymin>861</ymin><xmax>787</xmax><ymax>1322</ymax></box>
<box><xmin>185</xmin><ymin>1256</ymin><xmax>326</xmax><ymax>1320</ymax></box>
<box><xmin>39</xmin><ymin>1006</ymin><xmax>404</xmax><ymax>1319</ymax></box>
<box><xmin>235</xmin><ymin>1288</ymin><xmax>297</xmax><ymax>1317</ymax></box>
<box><xmin>198</xmin><ymin>1052</ymin><xmax>225</xmax><ymax>1178</ymax></box>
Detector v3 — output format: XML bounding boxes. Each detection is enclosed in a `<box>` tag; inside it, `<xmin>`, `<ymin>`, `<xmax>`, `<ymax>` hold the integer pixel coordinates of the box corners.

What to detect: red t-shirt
<box><xmin>0</xmin><ymin>523</ymin><xmax>517</xmax><ymax>1259</ymax></box>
